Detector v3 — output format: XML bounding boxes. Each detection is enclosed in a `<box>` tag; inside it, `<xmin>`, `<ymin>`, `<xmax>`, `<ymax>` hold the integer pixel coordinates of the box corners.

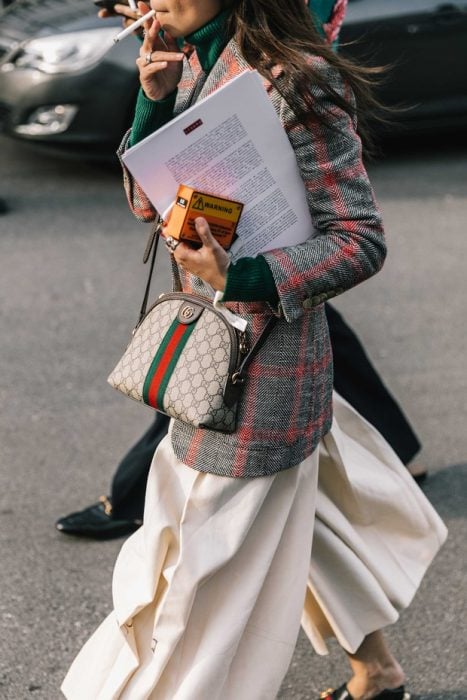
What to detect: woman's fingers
<box><xmin>139</xmin><ymin>2</ymin><xmax>156</xmax><ymax>48</ymax></box>
<box><xmin>137</xmin><ymin>0</ymin><xmax>151</xmax><ymax>15</ymax></box>
<box><xmin>136</xmin><ymin>51</ymin><xmax>183</xmax><ymax>70</ymax></box>
<box><xmin>141</xmin><ymin>21</ymin><xmax>156</xmax><ymax>54</ymax></box>
<box><xmin>172</xmin><ymin>243</ymin><xmax>194</xmax><ymax>268</ymax></box>
<box><xmin>195</xmin><ymin>218</ymin><xmax>217</xmax><ymax>248</ymax></box>
<box><xmin>139</xmin><ymin>8</ymin><xmax>179</xmax><ymax>53</ymax></box>
<box><xmin>171</xmin><ymin>220</ymin><xmax>230</xmax><ymax>291</ymax></box>
<box><xmin>138</xmin><ymin>8</ymin><xmax>180</xmax><ymax>64</ymax></box>
<box><xmin>135</xmin><ymin>9</ymin><xmax>183</xmax><ymax>105</ymax></box>
<box><xmin>137</xmin><ymin>51</ymin><xmax>183</xmax><ymax>63</ymax></box>
<box><xmin>113</xmin><ymin>3</ymin><xmax>139</xmax><ymax>19</ymax></box>
<box><xmin>140</xmin><ymin>16</ymin><xmax>171</xmax><ymax>53</ymax></box>
<box><xmin>138</xmin><ymin>60</ymin><xmax>167</xmax><ymax>74</ymax></box>
<box><xmin>147</xmin><ymin>14</ymin><xmax>160</xmax><ymax>43</ymax></box>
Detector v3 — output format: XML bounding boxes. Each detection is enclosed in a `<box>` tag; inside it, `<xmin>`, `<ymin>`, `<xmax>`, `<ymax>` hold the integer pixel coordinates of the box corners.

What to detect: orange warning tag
<box><xmin>163</xmin><ymin>185</ymin><xmax>243</xmax><ymax>250</ymax></box>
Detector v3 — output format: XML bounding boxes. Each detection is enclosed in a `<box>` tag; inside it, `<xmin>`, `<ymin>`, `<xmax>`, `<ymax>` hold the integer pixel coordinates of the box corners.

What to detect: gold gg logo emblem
<box><xmin>181</xmin><ymin>306</ymin><xmax>195</xmax><ymax>319</ymax></box>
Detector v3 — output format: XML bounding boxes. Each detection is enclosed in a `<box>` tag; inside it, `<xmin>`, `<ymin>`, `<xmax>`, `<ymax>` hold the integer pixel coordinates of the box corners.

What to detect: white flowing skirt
<box><xmin>62</xmin><ymin>393</ymin><xmax>446</xmax><ymax>699</ymax></box>
<box><xmin>62</xmin><ymin>432</ymin><xmax>320</xmax><ymax>700</ymax></box>
<box><xmin>302</xmin><ymin>393</ymin><xmax>447</xmax><ymax>655</ymax></box>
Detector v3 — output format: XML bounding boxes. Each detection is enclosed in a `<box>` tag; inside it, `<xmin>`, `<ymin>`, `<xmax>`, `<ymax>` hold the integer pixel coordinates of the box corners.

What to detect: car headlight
<box><xmin>14</xmin><ymin>27</ymin><xmax>117</xmax><ymax>74</ymax></box>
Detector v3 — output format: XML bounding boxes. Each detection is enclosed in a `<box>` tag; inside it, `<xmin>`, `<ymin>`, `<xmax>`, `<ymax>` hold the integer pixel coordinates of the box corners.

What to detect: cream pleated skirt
<box><xmin>62</xmin><ymin>429</ymin><xmax>320</xmax><ymax>700</ymax></box>
<box><xmin>302</xmin><ymin>393</ymin><xmax>447</xmax><ymax>655</ymax></box>
<box><xmin>62</xmin><ymin>393</ymin><xmax>447</xmax><ymax>699</ymax></box>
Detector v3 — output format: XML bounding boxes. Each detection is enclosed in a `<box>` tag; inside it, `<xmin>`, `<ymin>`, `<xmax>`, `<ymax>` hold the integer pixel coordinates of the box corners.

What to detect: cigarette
<box><xmin>113</xmin><ymin>9</ymin><xmax>156</xmax><ymax>43</ymax></box>
<box><xmin>128</xmin><ymin>0</ymin><xmax>137</xmax><ymax>9</ymax></box>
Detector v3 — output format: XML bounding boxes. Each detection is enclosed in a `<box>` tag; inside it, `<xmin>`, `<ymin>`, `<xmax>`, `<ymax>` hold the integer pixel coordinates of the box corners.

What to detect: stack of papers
<box><xmin>122</xmin><ymin>70</ymin><xmax>315</xmax><ymax>261</ymax></box>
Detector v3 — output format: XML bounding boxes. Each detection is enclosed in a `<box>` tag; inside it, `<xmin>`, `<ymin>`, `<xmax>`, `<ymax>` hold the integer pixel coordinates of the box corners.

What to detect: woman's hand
<box><xmin>136</xmin><ymin>2</ymin><xmax>184</xmax><ymax>102</ymax></box>
<box><xmin>98</xmin><ymin>3</ymin><xmax>141</xmax><ymax>32</ymax></box>
<box><xmin>172</xmin><ymin>218</ymin><xmax>231</xmax><ymax>292</ymax></box>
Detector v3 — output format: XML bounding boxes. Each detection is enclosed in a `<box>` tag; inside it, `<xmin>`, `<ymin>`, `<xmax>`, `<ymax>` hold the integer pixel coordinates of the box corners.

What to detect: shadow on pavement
<box><xmin>420</xmin><ymin>463</ymin><xmax>467</xmax><ymax>520</ymax></box>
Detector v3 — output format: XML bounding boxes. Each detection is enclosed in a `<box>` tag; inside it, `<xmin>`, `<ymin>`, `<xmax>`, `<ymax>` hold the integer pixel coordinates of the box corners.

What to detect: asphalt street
<box><xmin>0</xmin><ymin>133</ymin><xmax>466</xmax><ymax>700</ymax></box>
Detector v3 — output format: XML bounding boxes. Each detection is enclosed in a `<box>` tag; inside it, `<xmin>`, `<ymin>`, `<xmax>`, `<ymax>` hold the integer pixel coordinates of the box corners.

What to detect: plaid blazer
<box><xmin>118</xmin><ymin>39</ymin><xmax>386</xmax><ymax>478</ymax></box>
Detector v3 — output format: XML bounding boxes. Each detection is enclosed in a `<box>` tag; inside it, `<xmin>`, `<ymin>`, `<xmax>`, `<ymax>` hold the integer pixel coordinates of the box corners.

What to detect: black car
<box><xmin>0</xmin><ymin>0</ymin><xmax>140</xmax><ymax>156</ymax></box>
<box><xmin>0</xmin><ymin>0</ymin><xmax>466</xmax><ymax>156</ymax></box>
<box><xmin>340</xmin><ymin>0</ymin><xmax>467</xmax><ymax>134</ymax></box>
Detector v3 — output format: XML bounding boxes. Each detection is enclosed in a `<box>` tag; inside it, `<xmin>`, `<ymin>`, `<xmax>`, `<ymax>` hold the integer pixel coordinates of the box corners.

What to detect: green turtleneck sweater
<box><xmin>129</xmin><ymin>9</ymin><xmax>231</xmax><ymax>146</ymax></box>
<box><xmin>128</xmin><ymin>10</ymin><xmax>278</xmax><ymax>305</ymax></box>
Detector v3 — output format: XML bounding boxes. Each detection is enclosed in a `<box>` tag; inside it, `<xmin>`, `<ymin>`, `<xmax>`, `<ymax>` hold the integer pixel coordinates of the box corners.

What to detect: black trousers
<box><xmin>111</xmin><ymin>305</ymin><xmax>421</xmax><ymax>520</ymax></box>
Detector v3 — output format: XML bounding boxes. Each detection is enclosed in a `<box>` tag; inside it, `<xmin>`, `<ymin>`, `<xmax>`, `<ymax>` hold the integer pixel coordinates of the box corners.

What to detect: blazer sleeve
<box><xmin>263</xmin><ymin>57</ymin><xmax>386</xmax><ymax>323</ymax></box>
<box><xmin>117</xmin><ymin>130</ymin><xmax>159</xmax><ymax>223</ymax></box>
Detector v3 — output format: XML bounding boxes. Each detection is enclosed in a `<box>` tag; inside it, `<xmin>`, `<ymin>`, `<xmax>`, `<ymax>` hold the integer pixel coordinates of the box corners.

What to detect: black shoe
<box><xmin>55</xmin><ymin>496</ymin><xmax>142</xmax><ymax>540</ymax></box>
<box><xmin>319</xmin><ymin>685</ymin><xmax>410</xmax><ymax>700</ymax></box>
<box><xmin>407</xmin><ymin>463</ymin><xmax>428</xmax><ymax>485</ymax></box>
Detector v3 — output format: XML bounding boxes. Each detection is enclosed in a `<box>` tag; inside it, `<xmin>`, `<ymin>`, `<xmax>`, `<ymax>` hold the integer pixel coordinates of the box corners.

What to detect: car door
<box><xmin>341</xmin><ymin>0</ymin><xmax>467</xmax><ymax>129</ymax></box>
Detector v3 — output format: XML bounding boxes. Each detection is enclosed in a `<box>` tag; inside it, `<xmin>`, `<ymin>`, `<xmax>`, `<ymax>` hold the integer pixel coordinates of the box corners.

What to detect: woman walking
<box><xmin>62</xmin><ymin>0</ymin><xmax>445</xmax><ymax>697</ymax></box>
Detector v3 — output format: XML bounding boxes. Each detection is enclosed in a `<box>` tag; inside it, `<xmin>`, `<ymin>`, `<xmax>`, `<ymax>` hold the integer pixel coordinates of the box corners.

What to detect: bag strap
<box><xmin>232</xmin><ymin>315</ymin><xmax>276</xmax><ymax>384</ymax></box>
<box><xmin>138</xmin><ymin>216</ymin><xmax>188</xmax><ymax>327</ymax></box>
<box><xmin>137</xmin><ymin>220</ymin><xmax>278</xmax><ymax>368</ymax></box>
<box><xmin>137</xmin><ymin>217</ymin><xmax>162</xmax><ymax>328</ymax></box>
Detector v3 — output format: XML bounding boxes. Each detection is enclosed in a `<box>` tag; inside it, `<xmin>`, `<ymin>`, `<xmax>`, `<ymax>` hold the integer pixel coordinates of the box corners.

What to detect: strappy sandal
<box><xmin>319</xmin><ymin>684</ymin><xmax>411</xmax><ymax>700</ymax></box>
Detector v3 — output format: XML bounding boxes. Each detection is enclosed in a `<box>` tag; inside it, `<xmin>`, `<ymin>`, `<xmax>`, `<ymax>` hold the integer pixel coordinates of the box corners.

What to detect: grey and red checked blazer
<box><xmin>118</xmin><ymin>39</ymin><xmax>386</xmax><ymax>478</ymax></box>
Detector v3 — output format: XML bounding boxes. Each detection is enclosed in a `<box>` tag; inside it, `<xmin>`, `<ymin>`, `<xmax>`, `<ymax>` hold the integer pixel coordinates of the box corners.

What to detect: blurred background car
<box><xmin>0</xmin><ymin>0</ymin><xmax>466</xmax><ymax>158</ymax></box>
<box><xmin>340</xmin><ymin>0</ymin><xmax>467</xmax><ymax>135</ymax></box>
<box><xmin>0</xmin><ymin>0</ymin><xmax>139</xmax><ymax>158</ymax></box>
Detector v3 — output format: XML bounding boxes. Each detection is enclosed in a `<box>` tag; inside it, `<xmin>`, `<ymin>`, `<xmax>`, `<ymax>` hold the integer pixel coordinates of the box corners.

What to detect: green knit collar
<box><xmin>184</xmin><ymin>8</ymin><xmax>231</xmax><ymax>73</ymax></box>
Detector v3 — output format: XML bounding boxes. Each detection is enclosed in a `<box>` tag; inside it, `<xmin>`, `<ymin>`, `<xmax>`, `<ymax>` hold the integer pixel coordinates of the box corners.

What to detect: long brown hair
<box><xmin>226</xmin><ymin>0</ymin><xmax>385</xmax><ymax>152</ymax></box>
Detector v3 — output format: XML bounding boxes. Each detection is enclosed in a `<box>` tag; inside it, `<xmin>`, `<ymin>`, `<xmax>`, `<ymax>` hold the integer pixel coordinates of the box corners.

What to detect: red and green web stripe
<box><xmin>142</xmin><ymin>317</ymin><xmax>196</xmax><ymax>410</ymax></box>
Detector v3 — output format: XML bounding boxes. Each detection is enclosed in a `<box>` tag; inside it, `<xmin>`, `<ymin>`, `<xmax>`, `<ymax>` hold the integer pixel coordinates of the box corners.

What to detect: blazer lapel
<box><xmin>175</xmin><ymin>39</ymin><xmax>276</xmax><ymax>114</ymax></box>
<box><xmin>174</xmin><ymin>52</ymin><xmax>202</xmax><ymax>114</ymax></box>
<box><xmin>195</xmin><ymin>39</ymin><xmax>253</xmax><ymax>102</ymax></box>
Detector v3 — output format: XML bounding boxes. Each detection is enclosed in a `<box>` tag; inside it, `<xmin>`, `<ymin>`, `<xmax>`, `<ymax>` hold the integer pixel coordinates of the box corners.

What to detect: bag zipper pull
<box><xmin>239</xmin><ymin>331</ymin><xmax>249</xmax><ymax>354</ymax></box>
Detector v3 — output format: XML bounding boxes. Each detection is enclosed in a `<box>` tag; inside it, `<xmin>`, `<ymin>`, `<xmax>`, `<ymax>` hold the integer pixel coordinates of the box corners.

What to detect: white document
<box><xmin>122</xmin><ymin>70</ymin><xmax>315</xmax><ymax>261</ymax></box>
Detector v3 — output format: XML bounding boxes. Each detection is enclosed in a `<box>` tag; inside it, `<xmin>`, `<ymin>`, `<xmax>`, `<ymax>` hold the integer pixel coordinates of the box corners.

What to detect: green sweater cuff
<box><xmin>129</xmin><ymin>88</ymin><xmax>176</xmax><ymax>146</ymax></box>
<box><xmin>223</xmin><ymin>256</ymin><xmax>279</xmax><ymax>305</ymax></box>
